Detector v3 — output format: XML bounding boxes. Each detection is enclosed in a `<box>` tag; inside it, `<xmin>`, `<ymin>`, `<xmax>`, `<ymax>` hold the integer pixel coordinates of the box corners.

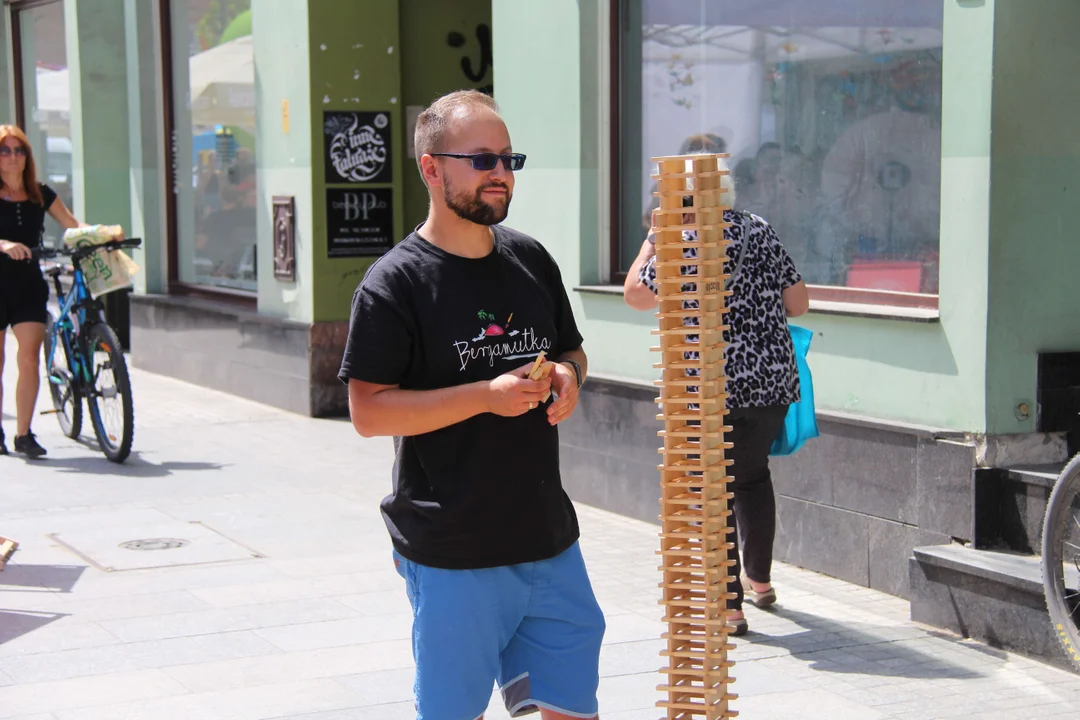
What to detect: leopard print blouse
<box><xmin>639</xmin><ymin>209</ymin><xmax>802</xmax><ymax>409</ymax></box>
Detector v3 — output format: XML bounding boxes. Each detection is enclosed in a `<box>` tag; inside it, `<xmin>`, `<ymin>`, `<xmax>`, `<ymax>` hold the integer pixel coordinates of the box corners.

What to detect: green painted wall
<box><xmin>308</xmin><ymin>0</ymin><xmax>403</xmax><ymax>323</ymax></box>
<box><xmin>399</xmin><ymin>0</ymin><xmax>493</xmax><ymax>232</ymax></box>
<box><xmin>253</xmin><ymin>0</ymin><xmax>314</xmax><ymax>322</ymax></box>
<box><xmin>65</xmin><ymin>0</ymin><xmax>132</xmax><ymax>229</ymax></box>
<box><xmin>492</xmin><ymin>0</ymin><xmax>585</xmax><ymax>285</ymax></box>
<box><xmin>985</xmin><ymin>0</ymin><xmax>1080</xmax><ymax>433</ymax></box>
<box><xmin>492</xmin><ymin>0</ymin><xmax>998</xmax><ymax>432</ymax></box>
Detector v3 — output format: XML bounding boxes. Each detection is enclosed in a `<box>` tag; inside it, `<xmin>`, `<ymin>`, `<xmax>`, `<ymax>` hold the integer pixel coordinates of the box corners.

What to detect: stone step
<box><xmin>973</xmin><ymin>464</ymin><xmax>1063</xmax><ymax>554</ymax></box>
<box><xmin>910</xmin><ymin>543</ymin><xmax>1075</xmax><ymax>671</ymax></box>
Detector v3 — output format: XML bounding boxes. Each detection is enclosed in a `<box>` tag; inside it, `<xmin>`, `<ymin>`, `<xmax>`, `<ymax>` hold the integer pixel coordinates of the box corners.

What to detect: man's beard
<box><xmin>444</xmin><ymin>176</ymin><xmax>511</xmax><ymax>226</ymax></box>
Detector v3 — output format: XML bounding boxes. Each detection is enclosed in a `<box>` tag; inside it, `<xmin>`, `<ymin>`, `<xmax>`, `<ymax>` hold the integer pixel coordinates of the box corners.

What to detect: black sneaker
<box><xmin>0</xmin><ymin>431</ymin><xmax>7</xmax><ymax>456</ymax></box>
<box><xmin>13</xmin><ymin>433</ymin><xmax>46</xmax><ymax>459</ymax></box>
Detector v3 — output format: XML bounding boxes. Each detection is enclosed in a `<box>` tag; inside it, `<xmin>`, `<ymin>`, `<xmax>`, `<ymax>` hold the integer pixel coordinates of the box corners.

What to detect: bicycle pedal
<box><xmin>39</xmin><ymin>409</ymin><xmax>60</xmax><ymax>416</ymax></box>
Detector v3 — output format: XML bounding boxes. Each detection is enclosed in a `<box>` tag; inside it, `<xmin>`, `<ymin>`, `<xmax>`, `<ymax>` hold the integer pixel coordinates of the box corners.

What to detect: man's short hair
<box><xmin>414</xmin><ymin>90</ymin><xmax>499</xmax><ymax>177</ymax></box>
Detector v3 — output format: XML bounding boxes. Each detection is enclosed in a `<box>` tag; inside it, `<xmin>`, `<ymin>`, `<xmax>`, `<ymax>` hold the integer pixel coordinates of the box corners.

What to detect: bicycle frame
<box><xmin>45</xmin><ymin>261</ymin><xmax>104</xmax><ymax>389</ymax></box>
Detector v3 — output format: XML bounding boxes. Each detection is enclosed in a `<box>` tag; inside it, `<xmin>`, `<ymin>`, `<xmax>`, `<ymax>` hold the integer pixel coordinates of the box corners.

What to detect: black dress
<box><xmin>0</xmin><ymin>183</ymin><xmax>58</xmax><ymax>329</ymax></box>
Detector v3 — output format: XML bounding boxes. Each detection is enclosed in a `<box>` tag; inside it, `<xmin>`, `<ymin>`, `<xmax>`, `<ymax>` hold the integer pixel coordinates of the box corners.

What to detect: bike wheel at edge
<box><xmin>84</xmin><ymin>322</ymin><xmax>134</xmax><ymax>463</ymax></box>
<box><xmin>1041</xmin><ymin>451</ymin><xmax>1080</xmax><ymax>672</ymax></box>
<box><xmin>43</xmin><ymin>312</ymin><xmax>82</xmax><ymax>439</ymax></box>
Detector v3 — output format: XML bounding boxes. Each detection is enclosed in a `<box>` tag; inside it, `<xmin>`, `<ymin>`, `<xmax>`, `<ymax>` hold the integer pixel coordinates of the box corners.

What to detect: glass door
<box><xmin>13</xmin><ymin>0</ymin><xmax>71</xmax><ymax>248</ymax></box>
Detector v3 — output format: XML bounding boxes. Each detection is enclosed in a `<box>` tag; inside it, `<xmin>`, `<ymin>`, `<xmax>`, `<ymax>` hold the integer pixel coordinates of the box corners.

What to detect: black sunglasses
<box><xmin>430</xmin><ymin>152</ymin><xmax>526</xmax><ymax>172</ymax></box>
<box><xmin>0</xmin><ymin>146</ymin><xmax>27</xmax><ymax>157</ymax></box>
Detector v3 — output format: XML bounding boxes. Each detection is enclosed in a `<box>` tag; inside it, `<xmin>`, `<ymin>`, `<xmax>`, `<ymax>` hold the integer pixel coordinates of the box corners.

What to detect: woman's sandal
<box><xmin>741</xmin><ymin>575</ymin><xmax>777</xmax><ymax>609</ymax></box>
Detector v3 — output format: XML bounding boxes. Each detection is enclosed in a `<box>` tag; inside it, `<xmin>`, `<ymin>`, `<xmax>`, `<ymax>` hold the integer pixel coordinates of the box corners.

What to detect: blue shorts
<box><xmin>393</xmin><ymin>542</ymin><xmax>606</xmax><ymax>719</ymax></box>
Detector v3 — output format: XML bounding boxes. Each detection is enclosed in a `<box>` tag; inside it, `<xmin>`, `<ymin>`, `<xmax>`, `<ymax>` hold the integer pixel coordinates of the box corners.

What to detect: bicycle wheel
<box><xmin>1042</xmin><ymin>452</ymin><xmax>1080</xmax><ymax>672</ymax></box>
<box><xmin>43</xmin><ymin>313</ymin><xmax>82</xmax><ymax>439</ymax></box>
<box><xmin>83</xmin><ymin>322</ymin><xmax>134</xmax><ymax>463</ymax></box>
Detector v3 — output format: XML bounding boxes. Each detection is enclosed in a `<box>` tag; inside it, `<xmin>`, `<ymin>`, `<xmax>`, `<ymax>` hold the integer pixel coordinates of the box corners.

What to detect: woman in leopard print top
<box><xmin>623</xmin><ymin>161</ymin><xmax>809</xmax><ymax>635</ymax></box>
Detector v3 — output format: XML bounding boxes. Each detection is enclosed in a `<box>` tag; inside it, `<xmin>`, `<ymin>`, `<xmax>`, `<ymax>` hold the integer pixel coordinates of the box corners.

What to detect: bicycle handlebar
<box><xmin>33</xmin><ymin>238</ymin><xmax>142</xmax><ymax>263</ymax></box>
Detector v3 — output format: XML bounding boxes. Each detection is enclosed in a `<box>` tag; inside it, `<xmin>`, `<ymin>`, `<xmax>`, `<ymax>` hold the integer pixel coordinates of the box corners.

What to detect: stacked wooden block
<box><xmin>650</xmin><ymin>153</ymin><xmax>739</xmax><ymax>720</ymax></box>
<box><xmin>0</xmin><ymin>536</ymin><xmax>18</xmax><ymax>571</ymax></box>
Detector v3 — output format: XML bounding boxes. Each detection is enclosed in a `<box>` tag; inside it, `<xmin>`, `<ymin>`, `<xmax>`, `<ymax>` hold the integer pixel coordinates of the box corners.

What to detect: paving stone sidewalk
<box><xmin>2</xmin><ymin>335</ymin><xmax>1079</xmax><ymax>719</ymax></box>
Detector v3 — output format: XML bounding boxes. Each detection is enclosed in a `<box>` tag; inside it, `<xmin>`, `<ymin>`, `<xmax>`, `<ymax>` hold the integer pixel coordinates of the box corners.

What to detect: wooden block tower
<box><xmin>650</xmin><ymin>153</ymin><xmax>738</xmax><ymax>720</ymax></box>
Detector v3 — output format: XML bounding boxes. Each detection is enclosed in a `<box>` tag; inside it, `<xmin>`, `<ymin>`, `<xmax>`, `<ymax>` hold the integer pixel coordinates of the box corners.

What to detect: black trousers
<box><xmin>724</xmin><ymin>405</ymin><xmax>788</xmax><ymax>611</ymax></box>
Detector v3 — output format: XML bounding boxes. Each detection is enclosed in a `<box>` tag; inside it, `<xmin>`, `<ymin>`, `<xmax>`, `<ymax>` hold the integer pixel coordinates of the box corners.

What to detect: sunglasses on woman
<box><xmin>0</xmin><ymin>146</ymin><xmax>27</xmax><ymax>157</ymax></box>
<box><xmin>429</xmin><ymin>152</ymin><xmax>526</xmax><ymax>172</ymax></box>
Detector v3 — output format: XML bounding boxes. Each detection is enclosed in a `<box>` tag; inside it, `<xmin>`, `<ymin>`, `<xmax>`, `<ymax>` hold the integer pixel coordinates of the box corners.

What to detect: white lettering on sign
<box><xmin>331</xmin><ymin>191</ymin><xmax>388</xmax><ymax>222</ymax></box>
<box><xmin>329</xmin><ymin>114</ymin><xmax>388</xmax><ymax>182</ymax></box>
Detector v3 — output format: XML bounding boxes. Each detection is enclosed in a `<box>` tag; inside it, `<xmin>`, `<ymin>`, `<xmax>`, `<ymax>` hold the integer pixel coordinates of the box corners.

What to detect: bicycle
<box><xmin>34</xmin><ymin>238</ymin><xmax>142</xmax><ymax>463</ymax></box>
<box><xmin>1042</xmin><ymin>452</ymin><xmax>1080</xmax><ymax>671</ymax></box>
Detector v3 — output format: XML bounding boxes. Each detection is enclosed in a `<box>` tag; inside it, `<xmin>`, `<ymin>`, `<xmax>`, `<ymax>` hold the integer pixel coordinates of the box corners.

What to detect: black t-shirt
<box><xmin>0</xmin><ymin>183</ymin><xmax>58</xmax><ymax>247</ymax></box>
<box><xmin>0</xmin><ymin>183</ymin><xmax>58</xmax><ymax>284</ymax></box>
<box><xmin>338</xmin><ymin>224</ymin><xmax>584</xmax><ymax>570</ymax></box>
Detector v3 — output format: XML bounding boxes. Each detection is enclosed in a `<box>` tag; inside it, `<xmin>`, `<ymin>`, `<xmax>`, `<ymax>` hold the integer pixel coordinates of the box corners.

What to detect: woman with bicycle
<box><xmin>0</xmin><ymin>125</ymin><xmax>89</xmax><ymax>458</ymax></box>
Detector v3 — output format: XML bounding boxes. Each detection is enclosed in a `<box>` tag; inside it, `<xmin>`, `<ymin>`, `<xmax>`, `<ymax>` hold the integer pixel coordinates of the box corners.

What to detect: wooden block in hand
<box><xmin>528</xmin><ymin>352</ymin><xmax>555</xmax><ymax>403</ymax></box>
<box><xmin>0</xmin><ymin>537</ymin><xmax>18</xmax><ymax>571</ymax></box>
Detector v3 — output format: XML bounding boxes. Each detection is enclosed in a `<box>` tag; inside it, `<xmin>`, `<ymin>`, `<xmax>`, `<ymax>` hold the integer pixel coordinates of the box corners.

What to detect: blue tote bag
<box><xmin>770</xmin><ymin>324</ymin><xmax>819</xmax><ymax>456</ymax></box>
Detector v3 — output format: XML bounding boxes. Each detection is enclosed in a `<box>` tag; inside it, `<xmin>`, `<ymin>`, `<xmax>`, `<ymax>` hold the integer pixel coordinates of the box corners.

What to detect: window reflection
<box><xmin>626</xmin><ymin>0</ymin><xmax>943</xmax><ymax>294</ymax></box>
<box><xmin>18</xmin><ymin>0</ymin><xmax>70</xmax><ymax>249</ymax></box>
<box><xmin>174</xmin><ymin>0</ymin><xmax>255</xmax><ymax>292</ymax></box>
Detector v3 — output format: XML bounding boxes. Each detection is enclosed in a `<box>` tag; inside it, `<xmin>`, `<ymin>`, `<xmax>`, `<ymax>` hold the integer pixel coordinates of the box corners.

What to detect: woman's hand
<box><xmin>0</xmin><ymin>239</ymin><xmax>31</xmax><ymax>261</ymax></box>
<box><xmin>623</xmin><ymin>236</ymin><xmax>659</xmax><ymax>310</ymax></box>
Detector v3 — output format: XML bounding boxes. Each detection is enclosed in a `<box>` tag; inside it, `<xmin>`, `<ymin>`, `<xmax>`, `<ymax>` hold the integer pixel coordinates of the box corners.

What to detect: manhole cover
<box><xmin>119</xmin><ymin>538</ymin><xmax>189</xmax><ymax>551</ymax></box>
<box><xmin>50</xmin><ymin>518</ymin><xmax>263</xmax><ymax>572</ymax></box>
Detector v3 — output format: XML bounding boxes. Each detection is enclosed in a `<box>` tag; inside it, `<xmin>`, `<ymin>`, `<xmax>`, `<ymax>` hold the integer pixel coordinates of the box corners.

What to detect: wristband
<box><xmin>562</xmin><ymin>359</ymin><xmax>583</xmax><ymax>389</ymax></box>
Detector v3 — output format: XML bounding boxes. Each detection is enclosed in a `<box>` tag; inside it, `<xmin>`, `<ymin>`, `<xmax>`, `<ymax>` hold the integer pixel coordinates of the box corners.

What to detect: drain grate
<box><xmin>50</xmin><ymin>520</ymin><xmax>263</xmax><ymax>572</ymax></box>
<box><xmin>119</xmin><ymin>538</ymin><xmax>189</xmax><ymax>552</ymax></box>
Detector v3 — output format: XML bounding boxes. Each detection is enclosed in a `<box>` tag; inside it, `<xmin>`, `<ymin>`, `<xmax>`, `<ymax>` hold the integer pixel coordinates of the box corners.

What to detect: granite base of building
<box><xmin>559</xmin><ymin>375</ymin><xmax>1065</xmax><ymax>601</ymax></box>
<box><xmin>129</xmin><ymin>294</ymin><xmax>347</xmax><ymax>418</ymax></box>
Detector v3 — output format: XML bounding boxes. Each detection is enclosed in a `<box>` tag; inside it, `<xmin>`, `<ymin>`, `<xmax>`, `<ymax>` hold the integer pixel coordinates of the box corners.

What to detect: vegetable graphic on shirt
<box><xmin>456</xmin><ymin>309</ymin><xmax>548</xmax><ymax>371</ymax></box>
<box><xmin>471</xmin><ymin>310</ymin><xmax>520</xmax><ymax>342</ymax></box>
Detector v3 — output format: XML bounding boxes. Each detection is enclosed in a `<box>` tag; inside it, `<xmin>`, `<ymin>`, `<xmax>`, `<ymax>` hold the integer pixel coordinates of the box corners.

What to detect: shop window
<box><xmin>167</xmin><ymin>0</ymin><xmax>256</xmax><ymax>294</ymax></box>
<box><xmin>13</xmin><ymin>0</ymin><xmax>71</xmax><ymax>250</ymax></box>
<box><xmin>615</xmin><ymin>0</ymin><xmax>943</xmax><ymax>303</ymax></box>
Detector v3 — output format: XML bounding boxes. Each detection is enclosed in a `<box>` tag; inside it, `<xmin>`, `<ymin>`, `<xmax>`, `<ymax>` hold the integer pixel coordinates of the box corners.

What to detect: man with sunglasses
<box><xmin>339</xmin><ymin>90</ymin><xmax>602</xmax><ymax>720</ymax></box>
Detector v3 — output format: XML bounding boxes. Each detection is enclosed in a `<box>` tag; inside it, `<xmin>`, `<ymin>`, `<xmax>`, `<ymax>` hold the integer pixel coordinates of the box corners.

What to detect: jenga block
<box><xmin>0</xmin><ymin>537</ymin><xmax>19</xmax><ymax>571</ymax></box>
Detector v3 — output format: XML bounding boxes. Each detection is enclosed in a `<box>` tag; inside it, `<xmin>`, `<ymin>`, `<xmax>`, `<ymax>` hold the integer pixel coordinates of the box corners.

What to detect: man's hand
<box><xmin>0</xmin><ymin>240</ymin><xmax>31</xmax><ymax>261</ymax></box>
<box><xmin>546</xmin><ymin>362</ymin><xmax>579</xmax><ymax>426</ymax></box>
<box><xmin>486</xmin><ymin>361</ymin><xmax>553</xmax><ymax>417</ymax></box>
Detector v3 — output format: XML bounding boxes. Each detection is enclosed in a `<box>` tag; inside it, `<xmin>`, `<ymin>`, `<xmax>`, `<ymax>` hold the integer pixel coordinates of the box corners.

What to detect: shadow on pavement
<box><xmin>748</xmin><ymin>606</ymin><xmax>988</xmax><ymax>680</ymax></box>
<box><xmin>0</xmin><ymin>609</ymin><xmax>70</xmax><ymax>647</ymax></box>
<box><xmin>12</xmin><ymin>452</ymin><xmax>225</xmax><ymax>477</ymax></box>
<box><xmin>0</xmin><ymin>562</ymin><xmax>87</xmax><ymax>593</ymax></box>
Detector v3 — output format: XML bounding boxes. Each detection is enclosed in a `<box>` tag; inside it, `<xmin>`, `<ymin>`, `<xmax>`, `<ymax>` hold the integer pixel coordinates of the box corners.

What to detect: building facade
<box><xmin>1</xmin><ymin>0</ymin><xmax>494</xmax><ymax>416</ymax></box>
<box><xmin>3</xmin><ymin>0</ymin><xmax>1079</xmax><ymax>603</ymax></box>
<box><xmin>491</xmin><ymin>0</ymin><xmax>1080</xmax><ymax>601</ymax></box>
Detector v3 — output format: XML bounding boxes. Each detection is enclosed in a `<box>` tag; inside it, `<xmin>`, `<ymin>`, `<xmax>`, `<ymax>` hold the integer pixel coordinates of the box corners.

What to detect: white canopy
<box><xmin>188</xmin><ymin>34</ymin><xmax>253</xmax><ymax>104</ymax></box>
<box><xmin>643</xmin><ymin>24</ymin><xmax>942</xmax><ymax>64</ymax></box>
<box><xmin>27</xmin><ymin>35</ymin><xmax>255</xmax><ymax>127</ymax></box>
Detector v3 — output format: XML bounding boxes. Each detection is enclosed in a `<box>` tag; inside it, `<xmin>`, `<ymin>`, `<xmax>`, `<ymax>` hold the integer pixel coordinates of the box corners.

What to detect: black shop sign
<box><xmin>326</xmin><ymin>188</ymin><xmax>393</xmax><ymax>258</ymax></box>
<box><xmin>324</xmin><ymin>111</ymin><xmax>392</xmax><ymax>184</ymax></box>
